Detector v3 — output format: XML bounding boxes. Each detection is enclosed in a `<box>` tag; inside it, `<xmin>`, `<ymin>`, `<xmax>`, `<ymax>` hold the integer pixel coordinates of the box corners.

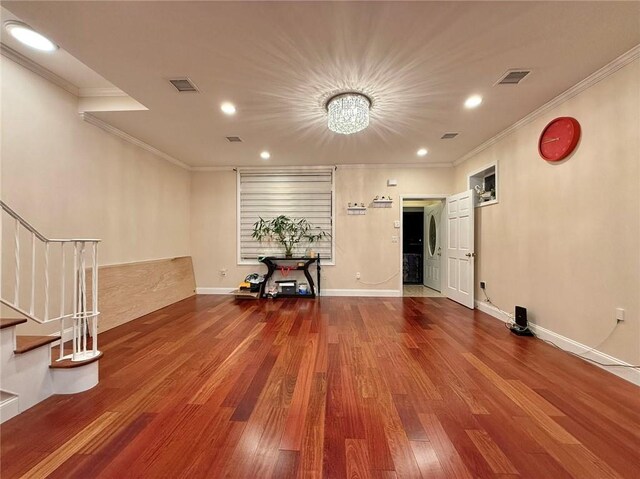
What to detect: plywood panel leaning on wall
<box><xmin>98</xmin><ymin>257</ymin><xmax>196</xmax><ymax>332</ymax></box>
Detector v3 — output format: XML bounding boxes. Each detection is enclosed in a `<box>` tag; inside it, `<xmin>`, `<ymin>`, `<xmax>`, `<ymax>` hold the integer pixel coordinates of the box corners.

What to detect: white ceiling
<box><xmin>3</xmin><ymin>1</ymin><xmax>640</xmax><ymax>168</ymax></box>
<box><xmin>0</xmin><ymin>7</ymin><xmax>116</xmax><ymax>91</ymax></box>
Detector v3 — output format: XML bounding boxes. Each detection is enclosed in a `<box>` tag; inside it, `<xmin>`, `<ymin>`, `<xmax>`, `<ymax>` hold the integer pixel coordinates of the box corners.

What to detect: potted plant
<box><xmin>251</xmin><ymin>215</ymin><xmax>329</xmax><ymax>258</ymax></box>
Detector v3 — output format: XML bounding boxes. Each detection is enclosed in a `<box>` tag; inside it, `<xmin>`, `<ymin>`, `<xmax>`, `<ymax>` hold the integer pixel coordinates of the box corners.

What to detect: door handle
<box><xmin>465</xmin><ymin>252</ymin><xmax>476</xmax><ymax>257</ymax></box>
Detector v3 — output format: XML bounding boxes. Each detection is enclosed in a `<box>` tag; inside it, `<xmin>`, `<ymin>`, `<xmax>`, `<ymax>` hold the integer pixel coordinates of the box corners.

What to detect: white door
<box><xmin>445</xmin><ymin>190</ymin><xmax>475</xmax><ymax>308</ymax></box>
<box><xmin>424</xmin><ymin>202</ymin><xmax>443</xmax><ymax>291</ymax></box>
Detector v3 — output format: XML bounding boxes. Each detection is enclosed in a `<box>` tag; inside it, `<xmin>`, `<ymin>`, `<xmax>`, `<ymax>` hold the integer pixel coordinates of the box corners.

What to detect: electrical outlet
<box><xmin>356</xmin><ymin>272</ymin><xmax>361</xmax><ymax>280</ymax></box>
<box><xmin>391</xmin><ymin>236</ymin><xmax>398</xmax><ymax>243</ymax></box>
<box><xmin>616</xmin><ymin>308</ymin><xmax>625</xmax><ymax>322</ymax></box>
<box><xmin>480</xmin><ymin>281</ymin><xmax>486</xmax><ymax>289</ymax></box>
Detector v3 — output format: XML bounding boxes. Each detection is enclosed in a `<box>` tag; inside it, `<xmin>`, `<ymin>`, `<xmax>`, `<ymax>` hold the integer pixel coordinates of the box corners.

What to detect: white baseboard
<box><xmin>474</xmin><ymin>300</ymin><xmax>512</xmax><ymax>322</ymax></box>
<box><xmin>196</xmin><ymin>287</ymin><xmax>402</xmax><ymax>297</ymax></box>
<box><xmin>0</xmin><ymin>392</ymin><xmax>20</xmax><ymax>424</ymax></box>
<box><xmin>196</xmin><ymin>287</ymin><xmax>236</xmax><ymax>295</ymax></box>
<box><xmin>475</xmin><ymin>300</ymin><xmax>640</xmax><ymax>386</ymax></box>
<box><xmin>321</xmin><ymin>289</ymin><xmax>401</xmax><ymax>297</ymax></box>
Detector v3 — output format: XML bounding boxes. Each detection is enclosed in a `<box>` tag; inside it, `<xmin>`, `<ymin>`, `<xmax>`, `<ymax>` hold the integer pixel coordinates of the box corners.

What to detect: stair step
<box><xmin>0</xmin><ymin>390</ymin><xmax>18</xmax><ymax>403</ymax></box>
<box><xmin>14</xmin><ymin>335</ymin><xmax>60</xmax><ymax>354</ymax></box>
<box><xmin>0</xmin><ymin>318</ymin><xmax>28</xmax><ymax>330</ymax></box>
<box><xmin>0</xmin><ymin>390</ymin><xmax>20</xmax><ymax>423</ymax></box>
<box><xmin>50</xmin><ymin>351</ymin><xmax>103</xmax><ymax>369</ymax></box>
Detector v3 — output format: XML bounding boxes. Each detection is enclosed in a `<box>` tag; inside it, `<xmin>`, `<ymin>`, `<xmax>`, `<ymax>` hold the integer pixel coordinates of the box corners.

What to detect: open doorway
<box><xmin>401</xmin><ymin>197</ymin><xmax>446</xmax><ymax>297</ymax></box>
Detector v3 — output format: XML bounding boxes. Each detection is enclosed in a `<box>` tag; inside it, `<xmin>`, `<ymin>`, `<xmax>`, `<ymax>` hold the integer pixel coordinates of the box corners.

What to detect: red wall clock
<box><xmin>538</xmin><ymin>117</ymin><xmax>581</xmax><ymax>161</ymax></box>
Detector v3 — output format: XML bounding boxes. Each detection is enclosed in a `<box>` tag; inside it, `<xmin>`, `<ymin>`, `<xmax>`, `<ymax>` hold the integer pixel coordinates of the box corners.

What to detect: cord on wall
<box><xmin>357</xmin><ymin>271</ymin><xmax>400</xmax><ymax>286</ymax></box>
<box><xmin>482</xmin><ymin>288</ymin><xmax>514</xmax><ymax>321</ymax></box>
<box><xmin>485</xmin><ymin>286</ymin><xmax>640</xmax><ymax>369</ymax></box>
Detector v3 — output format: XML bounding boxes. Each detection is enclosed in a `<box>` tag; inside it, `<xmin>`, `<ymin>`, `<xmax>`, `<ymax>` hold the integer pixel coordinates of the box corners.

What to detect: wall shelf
<box><xmin>372</xmin><ymin>199</ymin><xmax>393</xmax><ymax>208</ymax></box>
<box><xmin>476</xmin><ymin>198</ymin><xmax>498</xmax><ymax>208</ymax></box>
<box><xmin>347</xmin><ymin>206</ymin><xmax>367</xmax><ymax>215</ymax></box>
<box><xmin>468</xmin><ymin>162</ymin><xmax>498</xmax><ymax>207</ymax></box>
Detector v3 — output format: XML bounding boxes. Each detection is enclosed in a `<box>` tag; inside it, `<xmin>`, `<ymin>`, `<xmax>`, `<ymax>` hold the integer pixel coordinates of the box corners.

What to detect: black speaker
<box><xmin>515</xmin><ymin>306</ymin><xmax>528</xmax><ymax>328</ymax></box>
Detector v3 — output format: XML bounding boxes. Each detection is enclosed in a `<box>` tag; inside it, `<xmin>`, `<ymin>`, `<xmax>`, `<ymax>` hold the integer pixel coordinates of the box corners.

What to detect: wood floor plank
<box><xmin>345</xmin><ymin>438</ymin><xmax>372</xmax><ymax>479</ymax></box>
<box><xmin>514</xmin><ymin>416</ymin><xmax>624</xmax><ymax>479</ymax></box>
<box><xmin>417</xmin><ymin>412</ymin><xmax>474</xmax><ymax>479</ymax></box>
<box><xmin>465</xmin><ymin>429</ymin><xmax>518</xmax><ymax>474</ymax></box>
<box><xmin>18</xmin><ymin>411</ymin><xmax>120</xmax><ymax>479</ymax></box>
<box><xmin>409</xmin><ymin>440</ymin><xmax>447</xmax><ymax>479</ymax></box>
<box><xmin>1</xmin><ymin>295</ymin><xmax>638</xmax><ymax>479</ymax></box>
<box><xmin>299</xmin><ymin>373</ymin><xmax>327</xmax><ymax>477</ymax></box>
<box><xmin>279</xmin><ymin>332</ymin><xmax>318</xmax><ymax>451</ymax></box>
<box><xmin>464</xmin><ymin>352</ymin><xmax>580</xmax><ymax>444</ymax></box>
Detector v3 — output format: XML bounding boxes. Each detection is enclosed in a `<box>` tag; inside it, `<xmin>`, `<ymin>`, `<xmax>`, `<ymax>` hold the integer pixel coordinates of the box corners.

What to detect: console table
<box><xmin>259</xmin><ymin>256</ymin><xmax>321</xmax><ymax>298</ymax></box>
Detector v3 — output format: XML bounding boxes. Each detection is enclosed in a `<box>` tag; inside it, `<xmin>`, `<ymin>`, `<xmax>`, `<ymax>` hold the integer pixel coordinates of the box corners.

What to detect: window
<box><xmin>238</xmin><ymin>167</ymin><xmax>334</xmax><ymax>263</ymax></box>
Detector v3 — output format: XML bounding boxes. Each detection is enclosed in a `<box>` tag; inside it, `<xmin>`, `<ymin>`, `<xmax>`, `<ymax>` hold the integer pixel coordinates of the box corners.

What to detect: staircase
<box><xmin>1</xmin><ymin>201</ymin><xmax>102</xmax><ymax>423</ymax></box>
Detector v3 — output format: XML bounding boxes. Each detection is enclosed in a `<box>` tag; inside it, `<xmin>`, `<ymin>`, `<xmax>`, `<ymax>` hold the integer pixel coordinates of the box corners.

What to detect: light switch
<box><xmin>393</xmin><ymin>220</ymin><xmax>400</xmax><ymax>228</ymax></box>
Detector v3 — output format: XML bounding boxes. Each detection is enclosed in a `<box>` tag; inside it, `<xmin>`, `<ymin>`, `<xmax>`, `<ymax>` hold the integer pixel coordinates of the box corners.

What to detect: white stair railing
<box><xmin>1</xmin><ymin>201</ymin><xmax>101</xmax><ymax>362</ymax></box>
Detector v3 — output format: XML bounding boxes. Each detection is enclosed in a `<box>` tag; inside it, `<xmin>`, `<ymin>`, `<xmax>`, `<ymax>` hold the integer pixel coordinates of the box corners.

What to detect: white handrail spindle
<box><xmin>14</xmin><ymin>218</ymin><xmax>20</xmax><ymax>306</ymax></box>
<box><xmin>59</xmin><ymin>244</ymin><xmax>66</xmax><ymax>360</ymax></box>
<box><xmin>72</xmin><ymin>242</ymin><xmax>78</xmax><ymax>361</ymax></box>
<box><xmin>92</xmin><ymin>242</ymin><xmax>98</xmax><ymax>355</ymax></box>
<box><xmin>81</xmin><ymin>242</ymin><xmax>87</xmax><ymax>354</ymax></box>
<box><xmin>60</xmin><ymin>244</ymin><xmax>66</xmax><ymax>318</ymax></box>
<box><xmin>59</xmin><ymin>317</ymin><xmax>64</xmax><ymax>361</ymax></box>
<box><xmin>44</xmin><ymin>242</ymin><xmax>50</xmax><ymax>321</ymax></box>
<box><xmin>30</xmin><ymin>232</ymin><xmax>36</xmax><ymax>316</ymax></box>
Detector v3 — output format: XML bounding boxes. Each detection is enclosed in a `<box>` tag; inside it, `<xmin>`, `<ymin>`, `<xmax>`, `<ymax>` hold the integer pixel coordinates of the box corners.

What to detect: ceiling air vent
<box><xmin>496</xmin><ymin>69</ymin><xmax>531</xmax><ymax>85</ymax></box>
<box><xmin>225</xmin><ymin>136</ymin><xmax>243</xmax><ymax>143</ymax></box>
<box><xmin>169</xmin><ymin>78</ymin><xmax>199</xmax><ymax>92</ymax></box>
<box><xmin>441</xmin><ymin>132</ymin><xmax>459</xmax><ymax>139</ymax></box>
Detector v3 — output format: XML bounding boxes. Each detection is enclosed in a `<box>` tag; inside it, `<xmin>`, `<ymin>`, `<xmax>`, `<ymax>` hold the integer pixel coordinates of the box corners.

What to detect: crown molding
<box><xmin>454</xmin><ymin>43</ymin><xmax>640</xmax><ymax>167</ymax></box>
<box><xmin>0</xmin><ymin>43</ymin><xmax>79</xmax><ymax>96</ymax></box>
<box><xmin>337</xmin><ymin>162</ymin><xmax>453</xmax><ymax>169</ymax></box>
<box><xmin>80</xmin><ymin>113</ymin><xmax>190</xmax><ymax>170</ymax></box>
<box><xmin>78</xmin><ymin>87</ymin><xmax>128</xmax><ymax>97</ymax></box>
<box><xmin>190</xmin><ymin>166</ymin><xmax>236</xmax><ymax>172</ymax></box>
<box><xmin>160</xmin><ymin>162</ymin><xmax>454</xmax><ymax>173</ymax></box>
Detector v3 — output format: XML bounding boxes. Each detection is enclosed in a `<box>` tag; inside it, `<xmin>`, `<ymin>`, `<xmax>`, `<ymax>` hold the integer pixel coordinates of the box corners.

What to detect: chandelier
<box><xmin>326</xmin><ymin>92</ymin><xmax>371</xmax><ymax>135</ymax></box>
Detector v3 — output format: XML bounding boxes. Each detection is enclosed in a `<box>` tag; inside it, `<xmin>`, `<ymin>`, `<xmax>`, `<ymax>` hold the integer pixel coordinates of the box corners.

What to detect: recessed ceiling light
<box><xmin>417</xmin><ymin>148</ymin><xmax>428</xmax><ymax>157</ymax></box>
<box><xmin>220</xmin><ymin>102</ymin><xmax>236</xmax><ymax>115</ymax></box>
<box><xmin>4</xmin><ymin>21</ymin><xmax>58</xmax><ymax>52</ymax></box>
<box><xmin>260</xmin><ymin>151</ymin><xmax>271</xmax><ymax>160</ymax></box>
<box><xmin>464</xmin><ymin>94</ymin><xmax>483</xmax><ymax>109</ymax></box>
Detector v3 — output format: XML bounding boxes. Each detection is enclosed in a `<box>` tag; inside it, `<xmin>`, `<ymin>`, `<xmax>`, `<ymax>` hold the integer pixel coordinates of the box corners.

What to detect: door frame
<box><xmin>399</xmin><ymin>194</ymin><xmax>448</xmax><ymax>295</ymax></box>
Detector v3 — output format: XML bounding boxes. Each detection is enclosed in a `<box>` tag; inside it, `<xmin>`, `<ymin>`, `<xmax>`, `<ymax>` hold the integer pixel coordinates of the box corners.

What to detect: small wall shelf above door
<box><xmin>468</xmin><ymin>162</ymin><xmax>498</xmax><ymax>207</ymax></box>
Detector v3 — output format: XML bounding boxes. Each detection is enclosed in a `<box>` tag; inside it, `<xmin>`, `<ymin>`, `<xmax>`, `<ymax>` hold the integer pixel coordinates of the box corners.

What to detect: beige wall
<box><xmin>454</xmin><ymin>58</ymin><xmax>640</xmax><ymax>364</ymax></box>
<box><xmin>191</xmin><ymin>167</ymin><xmax>453</xmax><ymax>293</ymax></box>
<box><xmin>1</xmin><ymin>59</ymin><xmax>191</xmax><ymax>265</ymax></box>
<box><xmin>1</xmin><ymin>58</ymin><xmax>191</xmax><ymax>333</ymax></box>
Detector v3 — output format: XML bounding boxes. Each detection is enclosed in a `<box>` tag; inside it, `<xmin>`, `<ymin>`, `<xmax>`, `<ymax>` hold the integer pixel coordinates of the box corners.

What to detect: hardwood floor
<box><xmin>2</xmin><ymin>295</ymin><xmax>639</xmax><ymax>478</ymax></box>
